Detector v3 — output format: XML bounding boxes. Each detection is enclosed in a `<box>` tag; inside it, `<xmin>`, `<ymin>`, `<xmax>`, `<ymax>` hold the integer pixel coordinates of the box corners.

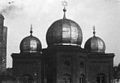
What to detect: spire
<box><xmin>62</xmin><ymin>0</ymin><xmax>67</xmax><ymax>19</ymax></box>
<box><xmin>93</xmin><ymin>25</ymin><xmax>96</xmax><ymax>36</ymax></box>
<box><xmin>30</xmin><ymin>24</ymin><xmax>33</xmax><ymax>36</ymax></box>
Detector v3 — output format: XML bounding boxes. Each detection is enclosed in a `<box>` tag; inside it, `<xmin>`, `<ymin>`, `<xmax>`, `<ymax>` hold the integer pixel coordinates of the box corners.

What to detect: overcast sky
<box><xmin>0</xmin><ymin>0</ymin><xmax>120</xmax><ymax>67</ymax></box>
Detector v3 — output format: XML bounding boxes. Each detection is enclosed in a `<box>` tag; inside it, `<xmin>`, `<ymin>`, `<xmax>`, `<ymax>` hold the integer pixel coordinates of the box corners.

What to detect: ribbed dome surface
<box><xmin>84</xmin><ymin>36</ymin><xmax>106</xmax><ymax>53</ymax></box>
<box><xmin>46</xmin><ymin>19</ymin><xmax>83</xmax><ymax>47</ymax></box>
<box><xmin>20</xmin><ymin>35</ymin><xmax>42</xmax><ymax>53</ymax></box>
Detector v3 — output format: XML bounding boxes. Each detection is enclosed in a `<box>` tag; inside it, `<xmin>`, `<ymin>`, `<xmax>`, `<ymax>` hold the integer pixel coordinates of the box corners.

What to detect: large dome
<box><xmin>46</xmin><ymin>19</ymin><xmax>83</xmax><ymax>47</ymax></box>
<box><xmin>46</xmin><ymin>8</ymin><xmax>83</xmax><ymax>47</ymax></box>
<box><xmin>84</xmin><ymin>28</ymin><xmax>106</xmax><ymax>53</ymax></box>
<box><xmin>20</xmin><ymin>27</ymin><xmax>42</xmax><ymax>53</ymax></box>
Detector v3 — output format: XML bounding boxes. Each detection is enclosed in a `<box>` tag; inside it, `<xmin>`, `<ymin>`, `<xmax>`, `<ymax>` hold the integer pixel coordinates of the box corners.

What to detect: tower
<box><xmin>44</xmin><ymin>2</ymin><xmax>84</xmax><ymax>83</ymax></box>
<box><xmin>0</xmin><ymin>14</ymin><xmax>7</xmax><ymax>72</ymax></box>
<box><xmin>12</xmin><ymin>26</ymin><xmax>42</xmax><ymax>83</ymax></box>
<box><xmin>44</xmin><ymin>2</ymin><xmax>114</xmax><ymax>83</ymax></box>
<box><xmin>84</xmin><ymin>26</ymin><xmax>114</xmax><ymax>83</ymax></box>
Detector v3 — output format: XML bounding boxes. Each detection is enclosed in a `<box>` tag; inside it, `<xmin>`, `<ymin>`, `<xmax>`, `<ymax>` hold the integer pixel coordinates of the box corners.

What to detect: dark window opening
<box><xmin>79</xmin><ymin>74</ymin><xmax>85</xmax><ymax>83</ymax></box>
<box><xmin>64</xmin><ymin>60</ymin><xmax>70</xmax><ymax>66</ymax></box>
<box><xmin>96</xmin><ymin>73</ymin><xmax>106</xmax><ymax>83</ymax></box>
<box><xmin>80</xmin><ymin>62</ymin><xmax>84</xmax><ymax>68</ymax></box>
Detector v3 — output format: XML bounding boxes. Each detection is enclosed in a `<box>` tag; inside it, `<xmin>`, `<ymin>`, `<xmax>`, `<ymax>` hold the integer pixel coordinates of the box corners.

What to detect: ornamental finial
<box><xmin>62</xmin><ymin>0</ymin><xmax>67</xmax><ymax>19</ymax></box>
<box><xmin>93</xmin><ymin>25</ymin><xmax>96</xmax><ymax>36</ymax></box>
<box><xmin>30</xmin><ymin>24</ymin><xmax>33</xmax><ymax>36</ymax></box>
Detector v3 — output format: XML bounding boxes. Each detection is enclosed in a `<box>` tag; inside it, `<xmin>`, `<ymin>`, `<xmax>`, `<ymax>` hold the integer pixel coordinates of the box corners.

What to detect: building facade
<box><xmin>0</xmin><ymin>6</ymin><xmax>115</xmax><ymax>83</ymax></box>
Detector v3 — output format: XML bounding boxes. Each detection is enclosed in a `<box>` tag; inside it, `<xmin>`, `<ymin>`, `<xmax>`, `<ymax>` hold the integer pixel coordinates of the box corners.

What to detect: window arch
<box><xmin>79</xmin><ymin>74</ymin><xmax>85</xmax><ymax>83</ymax></box>
<box><xmin>63</xmin><ymin>73</ymin><xmax>71</xmax><ymax>83</ymax></box>
<box><xmin>96</xmin><ymin>73</ymin><xmax>106</xmax><ymax>83</ymax></box>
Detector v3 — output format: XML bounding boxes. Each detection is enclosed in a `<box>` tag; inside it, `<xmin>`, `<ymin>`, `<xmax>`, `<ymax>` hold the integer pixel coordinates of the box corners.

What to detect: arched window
<box><xmin>79</xmin><ymin>74</ymin><xmax>85</xmax><ymax>83</ymax></box>
<box><xmin>96</xmin><ymin>73</ymin><xmax>106</xmax><ymax>83</ymax></box>
<box><xmin>22</xmin><ymin>74</ymin><xmax>34</xmax><ymax>83</ymax></box>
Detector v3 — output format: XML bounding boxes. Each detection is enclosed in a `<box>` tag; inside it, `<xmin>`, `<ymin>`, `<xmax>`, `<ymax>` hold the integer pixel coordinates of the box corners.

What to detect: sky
<box><xmin>0</xmin><ymin>0</ymin><xmax>120</xmax><ymax>67</ymax></box>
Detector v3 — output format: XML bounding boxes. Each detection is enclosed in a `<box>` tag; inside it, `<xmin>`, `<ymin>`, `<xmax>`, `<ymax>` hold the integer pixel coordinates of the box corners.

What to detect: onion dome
<box><xmin>46</xmin><ymin>2</ymin><xmax>83</xmax><ymax>47</ymax></box>
<box><xmin>84</xmin><ymin>26</ymin><xmax>106</xmax><ymax>53</ymax></box>
<box><xmin>20</xmin><ymin>25</ymin><xmax>42</xmax><ymax>53</ymax></box>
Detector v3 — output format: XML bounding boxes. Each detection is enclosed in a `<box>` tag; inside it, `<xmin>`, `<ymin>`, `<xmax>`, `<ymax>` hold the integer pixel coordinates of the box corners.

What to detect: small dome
<box><xmin>20</xmin><ymin>26</ymin><xmax>42</xmax><ymax>53</ymax></box>
<box><xmin>84</xmin><ymin>27</ymin><xmax>106</xmax><ymax>53</ymax></box>
<box><xmin>46</xmin><ymin>7</ymin><xmax>83</xmax><ymax>47</ymax></box>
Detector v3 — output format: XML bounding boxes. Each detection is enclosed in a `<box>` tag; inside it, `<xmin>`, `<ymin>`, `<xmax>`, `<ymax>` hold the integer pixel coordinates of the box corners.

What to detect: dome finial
<box><xmin>93</xmin><ymin>25</ymin><xmax>96</xmax><ymax>36</ymax></box>
<box><xmin>62</xmin><ymin>0</ymin><xmax>67</xmax><ymax>19</ymax></box>
<box><xmin>30</xmin><ymin>24</ymin><xmax>33</xmax><ymax>36</ymax></box>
